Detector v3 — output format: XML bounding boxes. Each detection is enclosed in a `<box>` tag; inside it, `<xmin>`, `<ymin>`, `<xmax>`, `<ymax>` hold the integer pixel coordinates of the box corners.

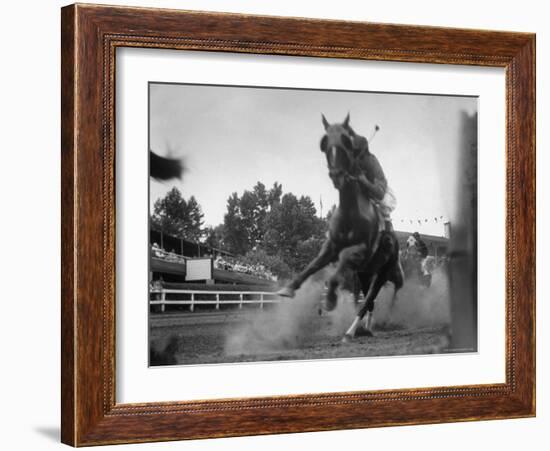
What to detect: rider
<box><xmin>411</xmin><ymin>231</ymin><xmax>430</xmax><ymax>275</ymax></box>
<box><xmin>347</xmin><ymin>128</ymin><xmax>396</xmax><ymax>232</ymax></box>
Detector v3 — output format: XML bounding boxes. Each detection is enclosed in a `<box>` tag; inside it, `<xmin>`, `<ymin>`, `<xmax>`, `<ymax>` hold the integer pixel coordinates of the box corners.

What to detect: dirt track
<box><xmin>150</xmin><ymin>271</ymin><xmax>455</xmax><ymax>366</ymax></box>
<box><xmin>150</xmin><ymin>309</ymin><xmax>452</xmax><ymax>366</ymax></box>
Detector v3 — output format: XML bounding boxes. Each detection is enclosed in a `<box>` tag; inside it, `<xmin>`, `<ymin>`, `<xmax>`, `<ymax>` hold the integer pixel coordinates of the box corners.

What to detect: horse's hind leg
<box><xmin>343</xmin><ymin>274</ymin><xmax>386</xmax><ymax>342</ymax></box>
<box><xmin>277</xmin><ymin>239</ymin><xmax>336</xmax><ymax>298</ymax></box>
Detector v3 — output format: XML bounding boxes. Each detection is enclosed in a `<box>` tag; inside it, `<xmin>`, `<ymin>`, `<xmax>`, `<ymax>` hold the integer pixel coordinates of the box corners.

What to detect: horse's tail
<box><xmin>384</xmin><ymin>255</ymin><xmax>404</xmax><ymax>292</ymax></box>
<box><xmin>394</xmin><ymin>259</ymin><xmax>405</xmax><ymax>290</ymax></box>
<box><xmin>382</xmin><ymin>231</ymin><xmax>404</xmax><ymax>291</ymax></box>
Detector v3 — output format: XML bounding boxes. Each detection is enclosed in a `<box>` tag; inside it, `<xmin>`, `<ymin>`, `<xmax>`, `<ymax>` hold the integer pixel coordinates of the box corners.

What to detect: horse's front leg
<box><xmin>277</xmin><ymin>239</ymin><xmax>336</xmax><ymax>298</ymax></box>
<box><xmin>325</xmin><ymin>243</ymin><xmax>368</xmax><ymax>311</ymax></box>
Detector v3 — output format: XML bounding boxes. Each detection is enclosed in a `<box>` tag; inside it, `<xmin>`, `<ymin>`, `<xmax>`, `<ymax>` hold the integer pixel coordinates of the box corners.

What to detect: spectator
<box><xmin>151</xmin><ymin>242</ymin><xmax>165</xmax><ymax>259</ymax></box>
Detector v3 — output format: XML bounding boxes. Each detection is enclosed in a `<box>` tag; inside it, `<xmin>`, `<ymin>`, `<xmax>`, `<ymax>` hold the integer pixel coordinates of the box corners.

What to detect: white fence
<box><xmin>150</xmin><ymin>289</ymin><xmax>282</xmax><ymax>312</ymax></box>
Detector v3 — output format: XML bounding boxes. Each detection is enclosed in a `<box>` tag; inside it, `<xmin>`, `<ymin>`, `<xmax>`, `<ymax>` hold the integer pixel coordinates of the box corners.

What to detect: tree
<box><xmin>241</xmin><ymin>249</ymin><xmax>292</xmax><ymax>280</ymax></box>
<box><xmin>222</xmin><ymin>181</ymin><xmax>285</xmax><ymax>255</ymax></box>
<box><xmin>293</xmin><ymin>236</ymin><xmax>326</xmax><ymax>272</ymax></box>
<box><xmin>150</xmin><ymin>187</ymin><xmax>204</xmax><ymax>241</ymax></box>
<box><xmin>219</xmin><ymin>181</ymin><xmax>329</xmax><ymax>277</ymax></box>
<box><xmin>239</xmin><ymin>189</ymin><xmax>262</xmax><ymax>246</ymax></box>
<box><xmin>222</xmin><ymin>192</ymin><xmax>248</xmax><ymax>255</ymax></box>
<box><xmin>263</xmin><ymin>193</ymin><xmax>325</xmax><ymax>259</ymax></box>
<box><xmin>203</xmin><ymin>224</ymin><xmax>225</xmax><ymax>250</ymax></box>
<box><xmin>267</xmin><ymin>181</ymin><xmax>283</xmax><ymax>206</ymax></box>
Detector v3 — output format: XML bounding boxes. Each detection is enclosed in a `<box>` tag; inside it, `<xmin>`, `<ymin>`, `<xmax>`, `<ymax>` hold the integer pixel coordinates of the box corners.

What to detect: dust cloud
<box><xmin>224</xmin><ymin>278</ymin><xmax>327</xmax><ymax>357</ymax></box>
<box><xmin>375</xmin><ymin>267</ymin><xmax>451</xmax><ymax>329</ymax></box>
<box><xmin>224</xmin><ymin>267</ymin><xmax>451</xmax><ymax>358</ymax></box>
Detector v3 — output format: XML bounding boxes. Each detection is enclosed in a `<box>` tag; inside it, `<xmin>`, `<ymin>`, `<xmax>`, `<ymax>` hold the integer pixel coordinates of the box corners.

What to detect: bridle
<box><xmin>323</xmin><ymin>130</ymin><xmax>363</xmax><ymax>182</ymax></box>
<box><xmin>320</xmin><ymin>120</ymin><xmax>378</xmax><ymax>187</ymax></box>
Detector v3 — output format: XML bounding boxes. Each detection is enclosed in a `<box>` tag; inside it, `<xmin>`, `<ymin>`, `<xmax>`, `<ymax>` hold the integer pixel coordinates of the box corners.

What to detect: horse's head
<box><xmin>320</xmin><ymin>113</ymin><xmax>361</xmax><ymax>190</ymax></box>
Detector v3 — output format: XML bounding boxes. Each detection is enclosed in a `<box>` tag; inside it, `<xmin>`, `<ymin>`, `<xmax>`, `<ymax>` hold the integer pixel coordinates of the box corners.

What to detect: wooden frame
<box><xmin>61</xmin><ymin>3</ymin><xmax>535</xmax><ymax>446</ymax></box>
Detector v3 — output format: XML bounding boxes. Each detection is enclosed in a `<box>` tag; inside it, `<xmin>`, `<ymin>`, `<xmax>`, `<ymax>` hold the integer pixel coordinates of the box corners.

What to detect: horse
<box><xmin>277</xmin><ymin>113</ymin><xmax>403</xmax><ymax>342</ymax></box>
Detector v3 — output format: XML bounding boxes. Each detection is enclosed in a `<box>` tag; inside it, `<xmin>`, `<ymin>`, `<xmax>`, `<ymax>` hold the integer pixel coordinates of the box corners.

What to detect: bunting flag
<box><xmin>393</xmin><ymin>215</ymin><xmax>449</xmax><ymax>225</ymax></box>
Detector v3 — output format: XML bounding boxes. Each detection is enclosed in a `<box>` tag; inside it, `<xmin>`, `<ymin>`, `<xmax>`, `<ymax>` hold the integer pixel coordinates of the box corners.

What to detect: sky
<box><xmin>149</xmin><ymin>83</ymin><xmax>477</xmax><ymax>236</ymax></box>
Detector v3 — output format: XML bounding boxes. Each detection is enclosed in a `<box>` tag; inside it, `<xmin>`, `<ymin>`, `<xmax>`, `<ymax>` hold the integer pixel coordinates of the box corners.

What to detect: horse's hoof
<box><xmin>355</xmin><ymin>327</ymin><xmax>374</xmax><ymax>337</ymax></box>
<box><xmin>342</xmin><ymin>334</ymin><xmax>353</xmax><ymax>344</ymax></box>
<box><xmin>323</xmin><ymin>292</ymin><xmax>337</xmax><ymax>312</ymax></box>
<box><xmin>276</xmin><ymin>286</ymin><xmax>295</xmax><ymax>298</ymax></box>
<box><xmin>323</xmin><ymin>299</ymin><xmax>337</xmax><ymax>312</ymax></box>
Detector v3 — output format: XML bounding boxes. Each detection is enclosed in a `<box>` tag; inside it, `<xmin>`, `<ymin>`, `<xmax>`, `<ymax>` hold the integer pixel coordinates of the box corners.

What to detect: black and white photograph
<box><xmin>1</xmin><ymin>0</ymin><xmax>544</xmax><ymax>448</ymax></box>
<box><xmin>148</xmin><ymin>82</ymin><xmax>478</xmax><ymax>366</ymax></box>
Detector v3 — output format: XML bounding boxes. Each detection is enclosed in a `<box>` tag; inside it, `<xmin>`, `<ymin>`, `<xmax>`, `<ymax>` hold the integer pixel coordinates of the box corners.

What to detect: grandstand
<box><xmin>149</xmin><ymin>230</ymin><xmax>277</xmax><ymax>288</ymax></box>
<box><xmin>149</xmin><ymin>229</ymin><xmax>448</xmax><ymax>286</ymax></box>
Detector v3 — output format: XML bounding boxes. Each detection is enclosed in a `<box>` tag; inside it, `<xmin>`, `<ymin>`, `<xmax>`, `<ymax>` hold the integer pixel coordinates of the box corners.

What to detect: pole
<box><xmin>368</xmin><ymin>124</ymin><xmax>380</xmax><ymax>143</ymax></box>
